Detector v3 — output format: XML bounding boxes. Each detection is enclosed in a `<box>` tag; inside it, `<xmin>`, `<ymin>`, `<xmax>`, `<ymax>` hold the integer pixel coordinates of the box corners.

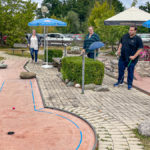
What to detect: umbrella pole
<box><xmin>46</xmin><ymin>26</ymin><xmax>48</xmax><ymax>65</ymax></box>
<box><xmin>41</xmin><ymin>26</ymin><xmax>53</xmax><ymax>69</ymax></box>
<box><xmin>44</xmin><ymin>26</ymin><xmax>46</xmax><ymax>62</ymax></box>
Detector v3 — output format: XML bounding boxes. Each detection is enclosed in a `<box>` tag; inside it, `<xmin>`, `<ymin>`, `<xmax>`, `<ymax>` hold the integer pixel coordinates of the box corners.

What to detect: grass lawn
<box><xmin>133</xmin><ymin>129</ymin><xmax>150</xmax><ymax>150</ymax></box>
<box><xmin>0</xmin><ymin>56</ymin><xmax>4</xmax><ymax>61</ymax></box>
<box><xmin>6</xmin><ymin>50</ymin><xmax>44</xmax><ymax>60</ymax></box>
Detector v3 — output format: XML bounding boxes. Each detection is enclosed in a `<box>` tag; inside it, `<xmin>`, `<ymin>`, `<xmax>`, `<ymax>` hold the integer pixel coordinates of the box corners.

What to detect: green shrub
<box><xmin>45</xmin><ymin>49</ymin><xmax>63</xmax><ymax>62</ymax></box>
<box><xmin>61</xmin><ymin>56</ymin><xmax>104</xmax><ymax>85</ymax></box>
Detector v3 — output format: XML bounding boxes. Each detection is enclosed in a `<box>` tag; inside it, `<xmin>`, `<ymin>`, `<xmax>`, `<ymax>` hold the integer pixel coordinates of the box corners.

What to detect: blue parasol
<box><xmin>28</xmin><ymin>18</ymin><xmax>67</xmax><ymax>27</ymax></box>
<box><xmin>142</xmin><ymin>20</ymin><xmax>150</xmax><ymax>28</ymax></box>
<box><xmin>89</xmin><ymin>41</ymin><xmax>105</xmax><ymax>51</ymax></box>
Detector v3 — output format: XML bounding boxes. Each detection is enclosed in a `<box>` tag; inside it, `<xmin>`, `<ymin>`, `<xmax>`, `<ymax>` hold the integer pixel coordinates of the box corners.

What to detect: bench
<box><xmin>52</xmin><ymin>58</ymin><xmax>62</xmax><ymax>72</ymax></box>
<box><xmin>11</xmin><ymin>43</ymin><xmax>28</xmax><ymax>56</ymax></box>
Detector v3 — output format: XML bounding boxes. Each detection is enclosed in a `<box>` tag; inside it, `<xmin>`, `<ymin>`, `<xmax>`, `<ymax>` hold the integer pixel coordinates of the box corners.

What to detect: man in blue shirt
<box><xmin>114</xmin><ymin>26</ymin><xmax>143</xmax><ymax>90</ymax></box>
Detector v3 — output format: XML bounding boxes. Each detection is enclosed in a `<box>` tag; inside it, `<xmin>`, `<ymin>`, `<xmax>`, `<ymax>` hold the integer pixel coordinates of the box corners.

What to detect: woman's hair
<box><xmin>88</xmin><ymin>26</ymin><xmax>94</xmax><ymax>30</ymax></box>
<box><xmin>32</xmin><ymin>29</ymin><xmax>36</xmax><ymax>33</ymax></box>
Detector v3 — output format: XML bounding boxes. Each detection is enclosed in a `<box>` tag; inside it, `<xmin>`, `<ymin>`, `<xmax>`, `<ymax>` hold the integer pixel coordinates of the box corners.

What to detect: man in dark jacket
<box><xmin>114</xmin><ymin>26</ymin><xmax>143</xmax><ymax>90</ymax></box>
<box><xmin>82</xmin><ymin>26</ymin><xmax>100</xmax><ymax>59</ymax></box>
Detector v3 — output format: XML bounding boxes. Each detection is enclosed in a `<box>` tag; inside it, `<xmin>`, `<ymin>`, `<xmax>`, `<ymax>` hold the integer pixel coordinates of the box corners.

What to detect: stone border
<box><xmin>24</xmin><ymin>61</ymin><xmax>99</xmax><ymax>150</ymax></box>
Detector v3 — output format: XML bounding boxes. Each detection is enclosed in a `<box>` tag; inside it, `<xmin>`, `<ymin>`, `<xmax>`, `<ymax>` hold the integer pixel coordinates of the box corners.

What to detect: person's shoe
<box><xmin>114</xmin><ymin>82</ymin><xmax>124</xmax><ymax>87</ymax></box>
<box><xmin>128</xmin><ymin>85</ymin><xmax>132</xmax><ymax>90</ymax></box>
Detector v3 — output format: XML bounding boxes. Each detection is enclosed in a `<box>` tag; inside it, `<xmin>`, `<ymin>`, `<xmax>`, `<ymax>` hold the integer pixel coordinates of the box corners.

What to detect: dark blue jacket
<box><xmin>83</xmin><ymin>33</ymin><xmax>100</xmax><ymax>53</ymax></box>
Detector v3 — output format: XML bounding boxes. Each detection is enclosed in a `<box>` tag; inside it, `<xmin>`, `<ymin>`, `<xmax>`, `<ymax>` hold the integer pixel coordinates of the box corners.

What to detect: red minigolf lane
<box><xmin>0</xmin><ymin>58</ymin><xmax>96</xmax><ymax>150</ymax></box>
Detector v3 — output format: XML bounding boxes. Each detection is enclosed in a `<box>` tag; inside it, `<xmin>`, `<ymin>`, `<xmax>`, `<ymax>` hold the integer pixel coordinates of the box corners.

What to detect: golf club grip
<box><xmin>128</xmin><ymin>60</ymin><xmax>132</xmax><ymax>67</ymax></box>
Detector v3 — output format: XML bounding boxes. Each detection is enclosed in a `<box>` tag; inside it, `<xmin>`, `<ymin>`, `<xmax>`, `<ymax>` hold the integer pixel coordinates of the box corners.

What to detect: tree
<box><xmin>131</xmin><ymin>0</ymin><xmax>138</xmax><ymax>7</ymax></box>
<box><xmin>88</xmin><ymin>1</ymin><xmax>128</xmax><ymax>51</ymax></box>
<box><xmin>139</xmin><ymin>2</ymin><xmax>150</xmax><ymax>13</ymax></box>
<box><xmin>112</xmin><ymin>0</ymin><xmax>124</xmax><ymax>13</ymax></box>
<box><xmin>0</xmin><ymin>0</ymin><xmax>37</xmax><ymax>46</ymax></box>
<box><xmin>66</xmin><ymin>11</ymin><xmax>80</xmax><ymax>33</ymax></box>
<box><xmin>138</xmin><ymin>2</ymin><xmax>150</xmax><ymax>33</ymax></box>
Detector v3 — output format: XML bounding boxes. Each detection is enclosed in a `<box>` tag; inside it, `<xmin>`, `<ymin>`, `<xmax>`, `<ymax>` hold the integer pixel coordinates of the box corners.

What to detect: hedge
<box><xmin>45</xmin><ymin>49</ymin><xmax>63</xmax><ymax>62</ymax></box>
<box><xmin>61</xmin><ymin>56</ymin><xmax>104</xmax><ymax>85</ymax></box>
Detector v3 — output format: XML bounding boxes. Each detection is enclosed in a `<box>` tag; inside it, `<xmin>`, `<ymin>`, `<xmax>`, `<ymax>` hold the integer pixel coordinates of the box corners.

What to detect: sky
<box><xmin>32</xmin><ymin>0</ymin><xmax>150</xmax><ymax>8</ymax></box>
<box><xmin>119</xmin><ymin>0</ymin><xmax>150</xmax><ymax>8</ymax></box>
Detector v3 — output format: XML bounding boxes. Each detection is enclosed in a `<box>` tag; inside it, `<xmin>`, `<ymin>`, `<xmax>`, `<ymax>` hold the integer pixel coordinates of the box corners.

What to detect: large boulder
<box><xmin>84</xmin><ymin>84</ymin><xmax>96</xmax><ymax>90</ymax></box>
<box><xmin>20</xmin><ymin>72</ymin><xmax>36</xmax><ymax>79</ymax></box>
<box><xmin>94</xmin><ymin>85</ymin><xmax>109</xmax><ymax>92</ymax></box>
<box><xmin>138</xmin><ymin>120</ymin><xmax>150</xmax><ymax>137</ymax></box>
<box><xmin>0</xmin><ymin>64</ymin><xmax>7</xmax><ymax>69</ymax></box>
<box><xmin>67</xmin><ymin>81</ymin><xmax>74</xmax><ymax>87</ymax></box>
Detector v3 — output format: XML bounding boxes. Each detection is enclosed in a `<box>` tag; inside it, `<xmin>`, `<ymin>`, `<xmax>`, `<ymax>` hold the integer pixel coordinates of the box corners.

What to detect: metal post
<box><xmin>64</xmin><ymin>45</ymin><xmax>67</xmax><ymax>57</ymax></box>
<box><xmin>82</xmin><ymin>53</ymin><xmax>85</xmax><ymax>94</ymax></box>
<box><xmin>94</xmin><ymin>49</ymin><xmax>96</xmax><ymax>60</ymax></box>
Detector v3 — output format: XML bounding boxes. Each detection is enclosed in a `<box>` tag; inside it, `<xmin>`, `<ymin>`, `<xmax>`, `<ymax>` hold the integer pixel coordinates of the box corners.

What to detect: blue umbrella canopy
<box><xmin>143</xmin><ymin>20</ymin><xmax>150</xmax><ymax>28</ymax></box>
<box><xmin>89</xmin><ymin>41</ymin><xmax>104</xmax><ymax>51</ymax></box>
<box><xmin>28</xmin><ymin>18</ymin><xmax>67</xmax><ymax>27</ymax></box>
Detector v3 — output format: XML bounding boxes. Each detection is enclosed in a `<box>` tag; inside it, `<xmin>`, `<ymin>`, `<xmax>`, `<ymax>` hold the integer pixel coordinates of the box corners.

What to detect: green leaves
<box><xmin>0</xmin><ymin>0</ymin><xmax>37</xmax><ymax>47</ymax></box>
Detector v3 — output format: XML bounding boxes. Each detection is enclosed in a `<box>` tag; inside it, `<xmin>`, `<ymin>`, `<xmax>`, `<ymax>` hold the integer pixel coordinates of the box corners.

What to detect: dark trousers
<box><xmin>118</xmin><ymin>58</ymin><xmax>136</xmax><ymax>86</ymax></box>
<box><xmin>87</xmin><ymin>52</ymin><xmax>98</xmax><ymax>59</ymax></box>
<box><xmin>30</xmin><ymin>48</ymin><xmax>38</xmax><ymax>62</ymax></box>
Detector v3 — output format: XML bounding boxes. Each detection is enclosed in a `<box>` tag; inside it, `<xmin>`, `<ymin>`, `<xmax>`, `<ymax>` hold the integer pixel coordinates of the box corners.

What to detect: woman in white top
<box><xmin>28</xmin><ymin>29</ymin><xmax>41</xmax><ymax>62</ymax></box>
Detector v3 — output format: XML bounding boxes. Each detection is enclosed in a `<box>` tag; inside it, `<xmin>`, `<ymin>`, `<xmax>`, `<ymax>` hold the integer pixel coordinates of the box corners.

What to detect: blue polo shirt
<box><xmin>120</xmin><ymin>33</ymin><xmax>143</xmax><ymax>63</ymax></box>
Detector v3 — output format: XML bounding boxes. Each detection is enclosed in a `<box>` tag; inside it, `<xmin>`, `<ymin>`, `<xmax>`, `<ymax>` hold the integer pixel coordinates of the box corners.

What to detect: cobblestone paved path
<box><xmin>25</xmin><ymin>59</ymin><xmax>150</xmax><ymax>150</ymax></box>
<box><xmin>1</xmin><ymin>52</ymin><xmax>150</xmax><ymax>150</ymax></box>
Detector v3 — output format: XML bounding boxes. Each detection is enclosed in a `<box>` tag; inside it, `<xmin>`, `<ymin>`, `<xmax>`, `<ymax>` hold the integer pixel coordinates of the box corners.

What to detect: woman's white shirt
<box><xmin>30</xmin><ymin>36</ymin><xmax>38</xmax><ymax>50</ymax></box>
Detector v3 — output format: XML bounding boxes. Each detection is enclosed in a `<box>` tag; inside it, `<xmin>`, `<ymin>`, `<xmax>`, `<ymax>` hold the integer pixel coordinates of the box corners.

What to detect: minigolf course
<box><xmin>0</xmin><ymin>57</ymin><xmax>97</xmax><ymax>150</ymax></box>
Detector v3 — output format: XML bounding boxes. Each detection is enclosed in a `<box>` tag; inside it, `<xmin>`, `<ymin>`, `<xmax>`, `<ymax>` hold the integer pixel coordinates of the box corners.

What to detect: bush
<box><xmin>61</xmin><ymin>56</ymin><xmax>104</xmax><ymax>85</ymax></box>
<box><xmin>45</xmin><ymin>49</ymin><xmax>63</xmax><ymax>62</ymax></box>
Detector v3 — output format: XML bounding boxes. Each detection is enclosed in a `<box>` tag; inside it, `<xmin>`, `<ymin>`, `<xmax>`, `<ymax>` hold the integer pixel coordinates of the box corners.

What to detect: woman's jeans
<box><xmin>87</xmin><ymin>52</ymin><xmax>98</xmax><ymax>59</ymax></box>
<box><xmin>118</xmin><ymin>58</ymin><xmax>136</xmax><ymax>86</ymax></box>
<box><xmin>30</xmin><ymin>48</ymin><xmax>38</xmax><ymax>62</ymax></box>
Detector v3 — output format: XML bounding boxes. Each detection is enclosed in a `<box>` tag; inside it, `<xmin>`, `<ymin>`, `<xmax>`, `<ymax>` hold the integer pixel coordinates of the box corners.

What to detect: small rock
<box><xmin>138</xmin><ymin>120</ymin><xmax>150</xmax><ymax>137</ymax></box>
<box><xmin>0</xmin><ymin>64</ymin><xmax>7</xmax><ymax>69</ymax></box>
<box><xmin>75</xmin><ymin>84</ymin><xmax>80</xmax><ymax>88</ymax></box>
<box><xmin>57</xmin><ymin>73</ymin><xmax>63</xmax><ymax>80</ymax></box>
<box><xmin>144</xmin><ymin>62</ymin><xmax>150</xmax><ymax>68</ymax></box>
<box><xmin>20</xmin><ymin>72</ymin><xmax>36</xmax><ymax>79</ymax></box>
<box><xmin>98</xmin><ymin>58</ymin><xmax>108</xmax><ymax>62</ymax></box>
<box><xmin>110</xmin><ymin>59</ymin><xmax>118</xmax><ymax>65</ymax></box>
<box><xmin>105</xmin><ymin>65</ymin><xmax>112</xmax><ymax>71</ymax></box>
<box><xmin>67</xmin><ymin>81</ymin><xmax>74</xmax><ymax>87</ymax></box>
<box><xmin>94</xmin><ymin>85</ymin><xmax>109</xmax><ymax>92</ymax></box>
<box><xmin>71</xmin><ymin>46</ymin><xmax>80</xmax><ymax>51</ymax></box>
<box><xmin>72</xmin><ymin>103</ymin><xmax>78</xmax><ymax>107</ymax></box>
<box><xmin>111</xmin><ymin>64</ymin><xmax>118</xmax><ymax>69</ymax></box>
<box><xmin>84</xmin><ymin>84</ymin><xmax>96</xmax><ymax>90</ymax></box>
<box><xmin>65</xmin><ymin>79</ymin><xmax>69</xmax><ymax>84</ymax></box>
